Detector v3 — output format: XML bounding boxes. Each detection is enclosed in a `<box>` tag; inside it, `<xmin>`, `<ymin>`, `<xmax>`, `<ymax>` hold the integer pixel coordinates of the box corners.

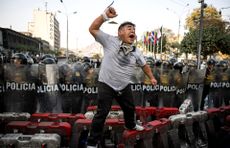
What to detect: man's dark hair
<box><xmin>118</xmin><ymin>21</ymin><xmax>135</xmax><ymax>30</ymax></box>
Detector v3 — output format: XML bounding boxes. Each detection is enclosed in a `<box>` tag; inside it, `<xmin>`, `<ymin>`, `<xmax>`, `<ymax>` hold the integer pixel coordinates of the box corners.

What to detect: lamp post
<box><xmin>166</xmin><ymin>3</ymin><xmax>189</xmax><ymax>43</ymax></box>
<box><xmin>166</xmin><ymin>4</ymin><xmax>189</xmax><ymax>58</ymax></box>
<box><xmin>197</xmin><ymin>0</ymin><xmax>207</xmax><ymax>69</ymax></box>
<box><xmin>58</xmin><ymin>10</ymin><xmax>77</xmax><ymax>61</ymax></box>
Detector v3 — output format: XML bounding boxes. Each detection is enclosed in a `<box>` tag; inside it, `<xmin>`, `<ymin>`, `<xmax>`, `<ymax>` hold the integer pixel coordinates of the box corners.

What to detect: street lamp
<box><xmin>197</xmin><ymin>0</ymin><xmax>207</xmax><ymax>69</ymax></box>
<box><xmin>57</xmin><ymin>10</ymin><xmax>77</xmax><ymax>61</ymax></box>
<box><xmin>166</xmin><ymin>4</ymin><xmax>189</xmax><ymax>58</ymax></box>
<box><xmin>166</xmin><ymin>3</ymin><xmax>189</xmax><ymax>43</ymax></box>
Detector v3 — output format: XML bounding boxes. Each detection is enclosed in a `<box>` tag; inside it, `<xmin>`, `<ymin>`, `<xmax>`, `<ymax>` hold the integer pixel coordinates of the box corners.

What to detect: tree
<box><xmin>181</xmin><ymin>5</ymin><xmax>230</xmax><ymax>59</ymax></box>
<box><xmin>180</xmin><ymin>30</ymin><xmax>198</xmax><ymax>58</ymax></box>
<box><xmin>185</xmin><ymin>5</ymin><xmax>223</xmax><ymax>31</ymax></box>
<box><xmin>216</xmin><ymin>31</ymin><xmax>230</xmax><ymax>55</ymax></box>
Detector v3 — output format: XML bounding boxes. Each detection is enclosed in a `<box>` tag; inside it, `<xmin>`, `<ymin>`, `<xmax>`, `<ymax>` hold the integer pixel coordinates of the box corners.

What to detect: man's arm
<box><xmin>142</xmin><ymin>64</ymin><xmax>157</xmax><ymax>85</ymax></box>
<box><xmin>89</xmin><ymin>7</ymin><xmax>118</xmax><ymax>38</ymax></box>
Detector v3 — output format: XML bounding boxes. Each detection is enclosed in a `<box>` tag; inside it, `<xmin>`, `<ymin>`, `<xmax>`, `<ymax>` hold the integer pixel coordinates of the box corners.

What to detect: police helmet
<box><xmin>162</xmin><ymin>60</ymin><xmax>171</xmax><ymax>69</ymax></box>
<box><xmin>168</xmin><ymin>58</ymin><xmax>177</xmax><ymax>66</ymax></box>
<box><xmin>207</xmin><ymin>58</ymin><xmax>216</xmax><ymax>66</ymax></box>
<box><xmin>40</xmin><ymin>54</ymin><xmax>58</xmax><ymax>63</ymax></box>
<box><xmin>155</xmin><ymin>59</ymin><xmax>162</xmax><ymax>67</ymax></box>
<box><xmin>82</xmin><ymin>56</ymin><xmax>90</xmax><ymax>63</ymax></box>
<box><xmin>216</xmin><ymin>60</ymin><xmax>228</xmax><ymax>69</ymax></box>
<box><xmin>173</xmin><ymin>62</ymin><xmax>184</xmax><ymax>71</ymax></box>
<box><xmin>59</xmin><ymin>64</ymin><xmax>71</xmax><ymax>75</ymax></box>
<box><xmin>11</xmin><ymin>53</ymin><xmax>28</xmax><ymax>64</ymax></box>
<box><xmin>83</xmin><ymin>62</ymin><xmax>92</xmax><ymax>72</ymax></box>
<box><xmin>40</xmin><ymin>57</ymin><xmax>56</xmax><ymax>64</ymax></box>
<box><xmin>59</xmin><ymin>64</ymin><xmax>72</xmax><ymax>82</ymax></box>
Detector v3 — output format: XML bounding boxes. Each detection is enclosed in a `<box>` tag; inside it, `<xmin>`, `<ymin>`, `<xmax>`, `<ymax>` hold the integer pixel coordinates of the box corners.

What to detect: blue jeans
<box><xmin>87</xmin><ymin>82</ymin><xmax>136</xmax><ymax>146</ymax></box>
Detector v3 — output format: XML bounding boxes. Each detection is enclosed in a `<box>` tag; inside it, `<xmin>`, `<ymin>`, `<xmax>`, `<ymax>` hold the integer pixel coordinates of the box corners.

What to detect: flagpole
<box><xmin>157</xmin><ymin>40</ymin><xmax>159</xmax><ymax>55</ymax></box>
<box><xmin>160</xmin><ymin>34</ymin><xmax>163</xmax><ymax>60</ymax></box>
<box><xmin>154</xmin><ymin>42</ymin><xmax>156</xmax><ymax>59</ymax></box>
<box><xmin>150</xmin><ymin>41</ymin><xmax>153</xmax><ymax>58</ymax></box>
<box><xmin>160</xmin><ymin>26</ymin><xmax>163</xmax><ymax>60</ymax></box>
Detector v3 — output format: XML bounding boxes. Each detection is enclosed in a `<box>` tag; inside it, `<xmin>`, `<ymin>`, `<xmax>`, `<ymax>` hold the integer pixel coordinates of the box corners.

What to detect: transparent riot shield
<box><xmin>223</xmin><ymin>68</ymin><xmax>230</xmax><ymax>105</ymax></box>
<box><xmin>58</xmin><ymin>62</ymin><xmax>84</xmax><ymax>113</ymax></box>
<box><xmin>82</xmin><ymin>64</ymin><xmax>99</xmax><ymax>111</ymax></box>
<box><xmin>175</xmin><ymin>71</ymin><xmax>189</xmax><ymax>108</ymax></box>
<box><xmin>131</xmin><ymin>66</ymin><xmax>145</xmax><ymax>106</ymax></box>
<box><xmin>186</xmin><ymin>68</ymin><xmax>206</xmax><ymax>111</ymax></box>
<box><xmin>0</xmin><ymin>62</ymin><xmax>4</xmax><ymax>113</ymax></box>
<box><xmin>37</xmin><ymin>63</ymin><xmax>62</xmax><ymax>113</ymax></box>
<box><xmin>65</xmin><ymin>62</ymin><xmax>85</xmax><ymax>113</ymax></box>
<box><xmin>158</xmin><ymin>68</ymin><xmax>177</xmax><ymax>107</ymax></box>
<box><xmin>3</xmin><ymin>63</ymin><xmax>38</xmax><ymax>113</ymax></box>
<box><xmin>142</xmin><ymin>67</ymin><xmax>160</xmax><ymax>107</ymax></box>
<box><xmin>208</xmin><ymin>67</ymin><xmax>230</xmax><ymax>108</ymax></box>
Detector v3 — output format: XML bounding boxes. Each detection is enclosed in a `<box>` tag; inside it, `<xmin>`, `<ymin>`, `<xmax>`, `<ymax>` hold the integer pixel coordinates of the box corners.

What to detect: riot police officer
<box><xmin>173</xmin><ymin>62</ymin><xmax>187</xmax><ymax>107</ymax></box>
<box><xmin>200</xmin><ymin>58</ymin><xmax>216</xmax><ymax>110</ymax></box>
<box><xmin>0</xmin><ymin>53</ymin><xmax>4</xmax><ymax>112</ymax></box>
<box><xmin>4</xmin><ymin>53</ymin><xmax>37</xmax><ymax>113</ymax></box>
<box><xmin>37</xmin><ymin>57</ymin><xmax>62</xmax><ymax>113</ymax></box>
<box><xmin>215</xmin><ymin>60</ymin><xmax>229</xmax><ymax>106</ymax></box>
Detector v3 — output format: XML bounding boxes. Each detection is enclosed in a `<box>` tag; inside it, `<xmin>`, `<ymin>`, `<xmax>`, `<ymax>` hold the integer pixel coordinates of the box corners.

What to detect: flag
<box><xmin>144</xmin><ymin>31</ymin><xmax>149</xmax><ymax>45</ymax></box>
<box><xmin>154</xmin><ymin>32</ymin><xmax>157</xmax><ymax>45</ymax></box>
<box><xmin>149</xmin><ymin>31</ymin><xmax>154</xmax><ymax>43</ymax></box>
<box><xmin>157</xmin><ymin>26</ymin><xmax>163</xmax><ymax>39</ymax></box>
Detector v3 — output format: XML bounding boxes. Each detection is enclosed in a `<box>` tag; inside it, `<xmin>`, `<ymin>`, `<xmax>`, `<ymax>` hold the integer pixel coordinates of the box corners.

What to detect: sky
<box><xmin>1</xmin><ymin>0</ymin><xmax>230</xmax><ymax>52</ymax></box>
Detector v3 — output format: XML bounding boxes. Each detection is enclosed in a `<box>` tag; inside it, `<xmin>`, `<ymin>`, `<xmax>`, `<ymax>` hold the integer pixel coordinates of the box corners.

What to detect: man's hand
<box><xmin>150</xmin><ymin>78</ymin><xmax>157</xmax><ymax>86</ymax></box>
<box><xmin>105</xmin><ymin>7</ymin><xmax>117</xmax><ymax>19</ymax></box>
<box><xmin>89</xmin><ymin>6</ymin><xmax>117</xmax><ymax>37</ymax></box>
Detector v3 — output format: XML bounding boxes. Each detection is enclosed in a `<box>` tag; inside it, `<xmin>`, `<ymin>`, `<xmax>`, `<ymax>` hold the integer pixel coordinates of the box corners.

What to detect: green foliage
<box><xmin>181</xmin><ymin>5</ymin><xmax>230</xmax><ymax>58</ymax></box>
<box><xmin>217</xmin><ymin>33</ymin><xmax>230</xmax><ymax>55</ymax></box>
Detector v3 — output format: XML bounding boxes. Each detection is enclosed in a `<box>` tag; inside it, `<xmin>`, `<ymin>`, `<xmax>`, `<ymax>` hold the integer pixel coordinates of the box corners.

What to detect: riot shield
<box><xmin>58</xmin><ymin>63</ymin><xmax>83</xmax><ymax>113</ymax></box>
<box><xmin>208</xmin><ymin>67</ymin><xmax>230</xmax><ymax>108</ymax></box>
<box><xmin>0</xmin><ymin>62</ymin><xmax>4</xmax><ymax>113</ymax></box>
<box><xmin>37</xmin><ymin>63</ymin><xmax>62</xmax><ymax>113</ymax></box>
<box><xmin>157</xmin><ymin>67</ymin><xmax>177</xmax><ymax>107</ymax></box>
<box><xmin>71</xmin><ymin>62</ymin><xmax>89</xmax><ymax>113</ymax></box>
<box><xmin>174</xmin><ymin>71</ymin><xmax>189</xmax><ymax>108</ymax></box>
<box><xmin>82</xmin><ymin>64</ymin><xmax>99</xmax><ymax>112</ymax></box>
<box><xmin>3</xmin><ymin>63</ymin><xmax>38</xmax><ymax>113</ymax></box>
<box><xmin>131</xmin><ymin>66</ymin><xmax>145</xmax><ymax>106</ymax></box>
<box><xmin>223</xmin><ymin>68</ymin><xmax>230</xmax><ymax>105</ymax></box>
<box><xmin>142</xmin><ymin>67</ymin><xmax>160</xmax><ymax>107</ymax></box>
<box><xmin>186</xmin><ymin>68</ymin><xmax>206</xmax><ymax>111</ymax></box>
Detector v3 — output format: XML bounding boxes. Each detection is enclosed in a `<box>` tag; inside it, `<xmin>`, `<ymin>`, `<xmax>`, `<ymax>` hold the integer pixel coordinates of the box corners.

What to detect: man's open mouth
<box><xmin>129</xmin><ymin>34</ymin><xmax>135</xmax><ymax>39</ymax></box>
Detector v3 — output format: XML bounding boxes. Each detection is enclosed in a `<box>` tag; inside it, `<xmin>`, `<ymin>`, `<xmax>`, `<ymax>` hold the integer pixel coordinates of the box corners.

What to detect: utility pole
<box><xmin>197</xmin><ymin>0</ymin><xmax>206</xmax><ymax>69</ymax></box>
<box><xmin>58</xmin><ymin>0</ymin><xmax>77</xmax><ymax>61</ymax></box>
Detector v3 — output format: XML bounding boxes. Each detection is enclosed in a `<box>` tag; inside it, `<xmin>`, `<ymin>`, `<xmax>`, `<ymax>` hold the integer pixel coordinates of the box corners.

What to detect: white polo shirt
<box><xmin>95</xmin><ymin>30</ymin><xmax>146</xmax><ymax>91</ymax></box>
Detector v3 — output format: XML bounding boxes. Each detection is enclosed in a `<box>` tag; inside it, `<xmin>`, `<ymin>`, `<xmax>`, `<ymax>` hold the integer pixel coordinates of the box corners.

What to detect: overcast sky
<box><xmin>1</xmin><ymin>0</ymin><xmax>229</xmax><ymax>51</ymax></box>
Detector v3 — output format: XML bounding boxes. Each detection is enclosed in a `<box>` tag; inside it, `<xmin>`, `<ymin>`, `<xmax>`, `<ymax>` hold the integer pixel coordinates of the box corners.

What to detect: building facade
<box><xmin>0</xmin><ymin>27</ymin><xmax>43</xmax><ymax>61</ymax></box>
<box><xmin>28</xmin><ymin>9</ymin><xmax>60</xmax><ymax>51</ymax></box>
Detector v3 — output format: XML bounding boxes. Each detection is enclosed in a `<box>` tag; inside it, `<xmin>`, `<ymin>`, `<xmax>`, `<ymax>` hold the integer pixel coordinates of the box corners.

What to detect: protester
<box><xmin>86</xmin><ymin>6</ymin><xmax>157</xmax><ymax>147</ymax></box>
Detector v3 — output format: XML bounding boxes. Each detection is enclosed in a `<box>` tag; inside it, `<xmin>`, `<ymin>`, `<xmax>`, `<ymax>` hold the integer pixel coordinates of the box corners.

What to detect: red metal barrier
<box><xmin>30</xmin><ymin>113</ymin><xmax>85</xmax><ymax>125</ymax></box>
<box><xmin>6</xmin><ymin>121</ymin><xmax>71</xmax><ymax>147</ymax></box>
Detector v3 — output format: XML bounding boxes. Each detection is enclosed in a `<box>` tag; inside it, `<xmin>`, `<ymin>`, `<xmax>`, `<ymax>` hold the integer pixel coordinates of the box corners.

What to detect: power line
<box><xmin>220</xmin><ymin>6</ymin><xmax>230</xmax><ymax>10</ymax></box>
<box><xmin>170</xmin><ymin>0</ymin><xmax>188</xmax><ymax>7</ymax></box>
